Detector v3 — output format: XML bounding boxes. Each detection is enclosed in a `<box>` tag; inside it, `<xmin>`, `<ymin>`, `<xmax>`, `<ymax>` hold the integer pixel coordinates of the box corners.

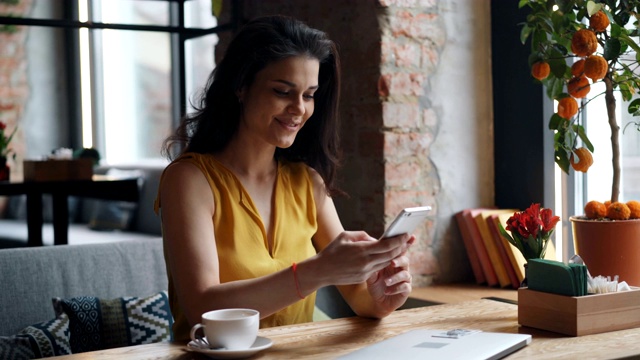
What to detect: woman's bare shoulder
<box><xmin>160</xmin><ymin>160</ymin><xmax>212</xmax><ymax>201</ymax></box>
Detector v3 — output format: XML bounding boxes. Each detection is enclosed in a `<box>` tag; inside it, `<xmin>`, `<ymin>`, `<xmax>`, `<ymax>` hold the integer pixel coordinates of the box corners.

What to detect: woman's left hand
<box><xmin>365</xmin><ymin>236</ymin><xmax>414</xmax><ymax>313</ymax></box>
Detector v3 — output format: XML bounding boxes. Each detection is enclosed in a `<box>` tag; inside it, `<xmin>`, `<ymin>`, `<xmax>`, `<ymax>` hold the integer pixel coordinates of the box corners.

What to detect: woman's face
<box><xmin>238</xmin><ymin>55</ymin><xmax>320</xmax><ymax>149</ymax></box>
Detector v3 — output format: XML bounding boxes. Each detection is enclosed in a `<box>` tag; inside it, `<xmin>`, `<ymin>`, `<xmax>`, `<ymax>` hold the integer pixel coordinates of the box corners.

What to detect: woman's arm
<box><xmin>306</xmin><ymin>167</ymin><xmax>414</xmax><ymax>318</ymax></box>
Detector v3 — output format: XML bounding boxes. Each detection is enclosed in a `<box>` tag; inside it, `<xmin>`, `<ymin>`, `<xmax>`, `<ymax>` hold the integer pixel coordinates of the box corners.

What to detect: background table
<box><xmin>0</xmin><ymin>175</ymin><xmax>139</xmax><ymax>246</ymax></box>
<box><xmin>49</xmin><ymin>299</ymin><xmax>640</xmax><ymax>359</ymax></box>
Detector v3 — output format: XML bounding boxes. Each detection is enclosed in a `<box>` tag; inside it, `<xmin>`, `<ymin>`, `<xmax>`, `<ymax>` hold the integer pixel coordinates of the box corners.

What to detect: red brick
<box><xmin>394</xmin><ymin>43</ymin><xmax>421</xmax><ymax>68</ymax></box>
<box><xmin>388</xmin><ymin>10</ymin><xmax>413</xmax><ymax>37</ymax></box>
<box><xmin>382</xmin><ymin>102</ymin><xmax>420</xmax><ymax>128</ymax></box>
<box><xmin>384</xmin><ymin>132</ymin><xmax>432</xmax><ymax>159</ymax></box>
<box><xmin>409</xmin><ymin>73</ymin><xmax>426</xmax><ymax>95</ymax></box>
<box><xmin>380</xmin><ymin>39</ymin><xmax>394</xmax><ymax>66</ymax></box>
<box><xmin>378</xmin><ymin>74</ymin><xmax>391</xmax><ymax>97</ymax></box>
<box><xmin>385</xmin><ymin>160</ymin><xmax>421</xmax><ymax>188</ymax></box>
<box><xmin>388</xmin><ymin>72</ymin><xmax>412</xmax><ymax>96</ymax></box>
<box><xmin>384</xmin><ymin>190</ymin><xmax>431</xmax><ymax>217</ymax></box>
<box><xmin>421</xmin><ymin>44</ymin><xmax>440</xmax><ymax>73</ymax></box>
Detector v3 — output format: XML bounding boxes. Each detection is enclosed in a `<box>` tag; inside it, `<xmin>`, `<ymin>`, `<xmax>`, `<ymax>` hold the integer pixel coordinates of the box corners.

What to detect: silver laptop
<box><xmin>338</xmin><ymin>329</ymin><xmax>531</xmax><ymax>360</ymax></box>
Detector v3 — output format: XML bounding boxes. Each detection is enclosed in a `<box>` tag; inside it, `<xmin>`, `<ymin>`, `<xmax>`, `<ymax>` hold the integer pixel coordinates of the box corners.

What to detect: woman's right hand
<box><xmin>311</xmin><ymin>230</ymin><xmax>412</xmax><ymax>286</ymax></box>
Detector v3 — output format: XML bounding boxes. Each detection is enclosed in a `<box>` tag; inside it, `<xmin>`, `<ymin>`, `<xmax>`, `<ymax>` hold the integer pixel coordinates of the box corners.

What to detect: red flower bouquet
<box><xmin>499</xmin><ymin>203</ymin><xmax>561</xmax><ymax>261</ymax></box>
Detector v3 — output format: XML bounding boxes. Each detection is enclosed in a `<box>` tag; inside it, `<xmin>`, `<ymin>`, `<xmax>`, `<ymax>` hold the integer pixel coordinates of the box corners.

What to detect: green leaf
<box><xmin>628</xmin><ymin>99</ymin><xmax>640</xmax><ymax>116</ymax></box>
<box><xmin>551</xmin><ymin>10</ymin><xmax>566</xmax><ymax>32</ymax></box>
<box><xmin>603</xmin><ymin>38</ymin><xmax>622</xmax><ymax>60</ymax></box>
<box><xmin>586</xmin><ymin>0</ymin><xmax>602</xmax><ymax>16</ymax></box>
<box><xmin>546</xmin><ymin>76</ymin><xmax>566</xmax><ymax>99</ymax></box>
<box><xmin>557</xmin><ymin>0</ymin><xmax>576</xmax><ymax>14</ymax></box>
<box><xmin>498</xmin><ymin>224</ymin><xmax>518</xmax><ymax>248</ymax></box>
<box><xmin>549</xmin><ymin>113</ymin><xmax>564</xmax><ymax>130</ymax></box>
<box><xmin>548</xmin><ymin>57</ymin><xmax>569</xmax><ymax>78</ymax></box>
<box><xmin>519</xmin><ymin>0</ymin><xmax>530</xmax><ymax>8</ymax></box>
<box><xmin>614</xmin><ymin>11</ymin><xmax>631</xmax><ymax>26</ymax></box>
<box><xmin>555</xmin><ymin>149</ymin><xmax>571</xmax><ymax>173</ymax></box>
<box><xmin>620</xmin><ymin>81</ymin><xmax>633</xmax><ymax>101</ymax></box>
<box><xmin>610</xmin><ymin>23</ymin><xmax>624</xmax><ymax>38</ymax></box>
<box><xmin>619</xmin><ymin>32</ymin><xmax>640</xmax><ymax>54</ymax></box>
<box><xmin>521</xmin><ymin>24</ymin><xmax>533</xmax><ymax>44</ymax></box>
<box><xmin>212</xmin><ymin>0</ymin><xmax>223</xmax><ymax>17</ymax></box>
<box><xmin>528</xmin><ymin>52</ymin><xmax>544</xmax><ymax>67</ymax></box>
<box><xmin>574</xmin><ymin>125</ymin><xmax>594</xmax><ymax>152</ymax></box>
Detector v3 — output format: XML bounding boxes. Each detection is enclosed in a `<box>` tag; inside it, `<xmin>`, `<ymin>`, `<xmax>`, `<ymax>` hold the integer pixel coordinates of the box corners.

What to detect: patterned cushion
<box><xmin>53</xmin><ymin>291</ymin><xmax>173</xmax><ymax>354</ymax></box>
<box><xmin>0</xmin><ymin>313</ymin><xmax>71</xmax><ymax>359</ymax></box>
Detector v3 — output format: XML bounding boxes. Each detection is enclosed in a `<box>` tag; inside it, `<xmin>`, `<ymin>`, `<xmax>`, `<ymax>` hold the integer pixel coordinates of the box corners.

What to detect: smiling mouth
<box><xmin>277</xmin><ymin>118</ymin><xmax>301</xmax><ymax>128</ymax></box>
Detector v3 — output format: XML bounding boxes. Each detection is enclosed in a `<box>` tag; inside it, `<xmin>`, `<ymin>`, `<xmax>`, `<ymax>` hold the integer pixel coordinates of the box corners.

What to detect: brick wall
<box><xmin>378</xmin><ymin>1</ymin><xmax>444</xmax><ymax>285</ymax></box>
<box><xmin>0</xmin><ymin>0</ymin><xmax>32</xmax><ymax>177</ymax></box>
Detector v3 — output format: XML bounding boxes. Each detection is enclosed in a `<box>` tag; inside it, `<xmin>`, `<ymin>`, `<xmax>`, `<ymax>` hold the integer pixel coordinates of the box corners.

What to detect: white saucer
<box><xmin>186</xmin><ymin>336</ymin><xmax>273</xmax><ymax>359</ymax></box>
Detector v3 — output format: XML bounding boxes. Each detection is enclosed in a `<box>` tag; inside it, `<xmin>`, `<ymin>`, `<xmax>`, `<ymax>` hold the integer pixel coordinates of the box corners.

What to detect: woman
<box><xmin>155</xmin><ymin>15</ymin><xmax>414</xmax><ymax>341</ymax></box>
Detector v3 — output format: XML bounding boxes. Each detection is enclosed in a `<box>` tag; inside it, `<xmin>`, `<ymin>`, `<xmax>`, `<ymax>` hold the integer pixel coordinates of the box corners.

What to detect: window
<box><xmin>78</xmin><ymin>0</ymin><xmax>218</xmax><ymax>164</ymax></box>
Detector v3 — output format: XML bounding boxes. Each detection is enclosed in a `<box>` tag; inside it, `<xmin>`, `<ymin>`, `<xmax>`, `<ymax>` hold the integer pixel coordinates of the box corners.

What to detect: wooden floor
<box><xmin>410</xmin><ymin>283</ymin><xmax>518</xmax><ymax>304</ymax></box>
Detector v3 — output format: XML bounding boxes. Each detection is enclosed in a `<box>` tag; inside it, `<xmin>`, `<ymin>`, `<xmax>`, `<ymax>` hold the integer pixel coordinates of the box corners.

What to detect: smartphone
<box><xmin>380</xmin><ymin>206</ymin><xmax>432</xmax><ymax>239</ymax></box>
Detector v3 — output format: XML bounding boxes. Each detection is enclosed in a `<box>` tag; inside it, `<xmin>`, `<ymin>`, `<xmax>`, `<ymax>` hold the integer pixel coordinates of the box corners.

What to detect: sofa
<box><xmin>0</xmin><ymin>163</ymin><xmax>166</xmax><ymax>248</ymax></box>
<box><xmin>0</xmin><ymin>238</ymin><xmax>170</xmax><ymax>358</ymax></box>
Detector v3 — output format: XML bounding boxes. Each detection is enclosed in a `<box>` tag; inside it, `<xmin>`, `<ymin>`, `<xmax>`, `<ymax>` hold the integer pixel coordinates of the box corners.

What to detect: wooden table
<box><xmin>0</xmin><ymin>175</ymin><xmax>139</xmax><ymax>246</ymax></box>
<box><xmin>410</xmin><ymin>283</ymin><xmax>519</xmax><ymax>304</ymax></box>
<box><xmin>50</xmin><ymin>299</ymin><xmax>640</xmax><ymax>359</ymax></box>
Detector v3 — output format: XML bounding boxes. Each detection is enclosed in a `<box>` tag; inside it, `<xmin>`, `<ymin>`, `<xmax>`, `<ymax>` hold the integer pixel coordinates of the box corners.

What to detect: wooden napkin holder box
<box><xmin>23</xmin><ymin>159</ymin><xmax>93</xmax><ymax>182</ymax></box>
<box><xmin>518</xmin><ymin>287</ymin><xmax>640</xmax><ymax>336</ymax></box>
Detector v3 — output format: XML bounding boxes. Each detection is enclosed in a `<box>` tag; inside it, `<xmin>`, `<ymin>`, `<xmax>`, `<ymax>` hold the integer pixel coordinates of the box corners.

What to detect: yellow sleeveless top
<box><xmin>154</xmin><ymin>152</ymin><xmax>318</xmax><ymax>341</ymax></box>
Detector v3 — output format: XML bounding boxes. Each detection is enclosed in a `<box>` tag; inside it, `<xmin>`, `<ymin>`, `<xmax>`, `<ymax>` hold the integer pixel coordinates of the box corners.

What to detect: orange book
<box><xmin>462</xmin><ymin>209</ymin><xmax>498</xmax><ymax>286</ymax></box>
<box><xmin>455</xmin><ymin>211</ymin><xmax>486</xmax><ymax>284</ymax></box>
<box><xmin>487</xmin><ymin>214</ymin><xmax>520</xmax><ymax>289</ymax></box>
<box><xmin>473</xmin><ymin>209</ymin><xmax>519</xmax><ymax>288</ymax></box>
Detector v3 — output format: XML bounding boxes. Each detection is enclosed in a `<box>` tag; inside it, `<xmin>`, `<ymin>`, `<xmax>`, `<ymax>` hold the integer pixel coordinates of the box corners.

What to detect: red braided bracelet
<box><xmin>292</xmin><ymin>262</ymin><xmax>305</xmax><ymax>299</ymax></box>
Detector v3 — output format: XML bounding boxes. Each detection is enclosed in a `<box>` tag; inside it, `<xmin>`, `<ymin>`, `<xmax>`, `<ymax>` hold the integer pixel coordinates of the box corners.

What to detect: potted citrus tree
<box><xmin>520</xmin><ymin>0</ymin><xmax>640</xmax><ymax>285</ymax></box>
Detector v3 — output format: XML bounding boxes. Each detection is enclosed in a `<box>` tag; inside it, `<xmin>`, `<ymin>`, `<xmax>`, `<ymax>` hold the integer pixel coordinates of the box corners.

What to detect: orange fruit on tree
<box><xmin>557</xmin><ymin>97</ymin><xmax>578</xmax><ymax>119</ymax></box>
<box><xmin>607</xmin><ymin>202</ymin><xmax>631</xmax><ymax>220</ymax></box>
<box><xmin>571</xmin><ymin>59</ymin><xmax>585</xmax><ymax>77</ymax></box>
<box><xmin>570</xmin><ymin>147</ymin><xmax>593</xmax><ymax>172</ymax></box>
<box><xmin>571</xmin><ymin>29</ymin><xmax>598</xmax><ymax>57</ymax></box>
<box><xmin>584</xmin><ymin>200</ymin><xmax>606</xmax><ymax>219</ymax></box>
<box><xmin>584</xmin><ymin>55</ymin><xmax>608</xmax><ymax>80</ymax></box>
<box><xmin>531</xmin><ymin>61</ymin><xmax>550</xmax><ymax>80</ymax></box>
<box><xmin>567</xmin><ymin>76</ymin><xmax>590</xmax><ymax>98</ymax></box>
<box><xmin>627</xmin><ymin>200</ymin><xmax>640</xmax><ymax>219</ymax></box>
<box><xmin>589</xmin><ymin>10</ymin><xmax>610</xmax><ymax>32</ymax></box>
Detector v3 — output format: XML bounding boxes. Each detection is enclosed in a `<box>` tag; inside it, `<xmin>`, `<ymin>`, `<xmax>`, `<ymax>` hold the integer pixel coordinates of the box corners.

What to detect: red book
<box><xmin>455</xmin><ymin>211</ymin><xmax>486</xmax><ymax>284</ymax></box>
<box><xmin>462</xmin><ymin>209</ymin><xmax>498</xmax><ymax>286</ymax></box>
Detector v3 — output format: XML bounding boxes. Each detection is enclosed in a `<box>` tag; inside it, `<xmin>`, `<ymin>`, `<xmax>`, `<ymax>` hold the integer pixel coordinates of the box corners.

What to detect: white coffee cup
<box><xmin>190</xmin><ymin>308</ymin><xmax>260</xmax><ymax>350</ymax></box>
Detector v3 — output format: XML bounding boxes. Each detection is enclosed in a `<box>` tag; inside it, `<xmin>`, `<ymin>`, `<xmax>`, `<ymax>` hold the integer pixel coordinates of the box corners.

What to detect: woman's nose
<box><xmin>287</xmin><ymin>96</ymin><xmax>305</xmax><ymax>115</ymax></box>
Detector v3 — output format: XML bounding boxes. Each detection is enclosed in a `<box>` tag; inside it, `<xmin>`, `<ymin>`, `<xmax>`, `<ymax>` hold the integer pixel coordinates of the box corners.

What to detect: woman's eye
<box><xmin>274</xmin><ymin>89</ymin><xmax>289</xmax><ymax>96</ymax></box>
<box><xmin>303</xmin><ymin>93</ymin><xmax>315</xmax><ymax>100</ymax></box>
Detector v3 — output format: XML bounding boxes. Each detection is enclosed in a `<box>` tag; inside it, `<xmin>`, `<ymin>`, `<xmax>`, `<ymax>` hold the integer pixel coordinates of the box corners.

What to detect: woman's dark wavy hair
<box><xmin>162</xmin><ymin>15</ymin><xmax>342</xmax><ymax>196</ymax></box>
